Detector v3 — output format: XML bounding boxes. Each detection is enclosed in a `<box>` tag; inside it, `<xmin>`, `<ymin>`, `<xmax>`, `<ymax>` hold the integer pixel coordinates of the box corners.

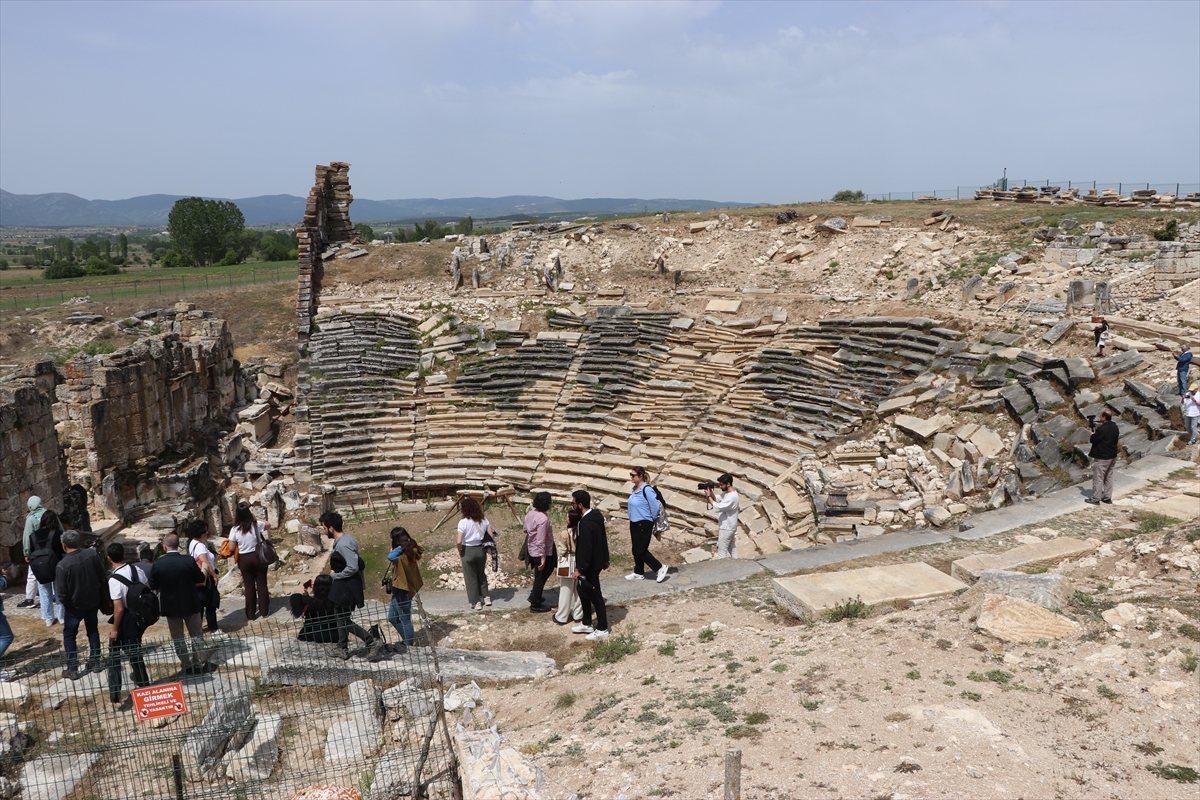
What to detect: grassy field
<box><xmin>0</xmin><ymin>260</ymin><xmax>297</xmax><ymax>310</ymax></box>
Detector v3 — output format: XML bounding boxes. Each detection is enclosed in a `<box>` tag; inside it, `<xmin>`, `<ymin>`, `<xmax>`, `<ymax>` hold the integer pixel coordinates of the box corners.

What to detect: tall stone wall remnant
<box><xmin>1153</xmin><ymin>240</ymin><xmax>1200</xmax><ymax>292</ymax></box>
<box><xmin>0</xmin><ymin>363</ymin><xmax>68</xmax><ymax>557</ymax></box>
<box><xmin>296</xmin><ymin>162</ymin><xmax>354</xmax><ymax>339</ymax></box>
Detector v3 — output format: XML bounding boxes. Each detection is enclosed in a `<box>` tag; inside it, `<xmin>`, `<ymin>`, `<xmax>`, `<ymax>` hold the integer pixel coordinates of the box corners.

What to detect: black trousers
<box><xmin>629</xmin><ymin>520</ymin><xmax>662</xmax><ymax>575</ymax></box>
<box><xmin>528</xmin><ymin>553</ymin><xmax>557</xmax><ymax>607</ymax></box>
<box><xmin>577</xmin><ymin>572</ymin><xmax>608</xmax><ymax>631</ymax></box>
<box><xmin>334</xmin><ymin>605</ymin><xmax>371</xmax><ymax>649</ymax></box>
<box><xmin>107</xmin><ymin>616</ymin><xmax>150</xmax><ymax>702</ymax></box>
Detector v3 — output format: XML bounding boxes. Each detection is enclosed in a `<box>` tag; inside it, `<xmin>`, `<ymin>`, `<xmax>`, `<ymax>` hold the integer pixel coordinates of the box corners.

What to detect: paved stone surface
<box><xmin>772</xmin><ymin>562</ymin><xmax>966</xmax><ymax>616</ymax></box>
<box><xmin>260</xmin><ymin>647</ymin><xmax>556</xmax><ymax>685</ymax></box>
<box><xmin>976</xmin><ymin>595</ymin><xmax>1078</xmax><ymax>643</ymax></box>
<box><xmin>951</xmin><ymin>538</ymin><xmax>1095</xmax><ymax>582</ymax></box>
<box><xmin>1139</xmin><ymin>494</ymin><xmax>1200</xmax><ymax>522</ymax></box>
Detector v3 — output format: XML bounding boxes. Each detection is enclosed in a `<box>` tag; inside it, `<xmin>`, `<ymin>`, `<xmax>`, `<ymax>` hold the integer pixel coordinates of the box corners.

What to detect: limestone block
<box><xmin>951</xmin><ymin>538</ymin><xmax>1095</xmax><ymax>582</ymax></box>
<box><xmin>960</xmin><ymin>569</ymin><xmax>1072</xmax><ymax>619</ymax></box>
<box><xmin>19</xmin><ymin>754</ymin><xmax>100</xmax><ymax>800</ymax></box>
<box><xmin>969</xmin><ymin>427</ymin><xmax>1004</xmax><ymax>459</ymax></box>
<box><xmin>976</xmin><ymin>595</ymin><xmax>1077</xmax><ymax>643</ymax></box>
<box><xmin>182</xmin><ymin>682</ymin><xmax>253</xmax><ymax>778</ymax></box>
<box><xmin>772</xmin><ymin>562</ymin><xmax>966</xmax><ymax>616</ymax></box>
<box><xmin>1101</xmin><ymin>602</ymin><xmax>1141</xmax><ymax>630</ymax></box>
<box><xmin>226</xmin><ymin>711</ymin><xmax>282</xmax><ymax>781</ymax></box>
<box><xmin>894</xmin><ymin>414</ymin><xmax>952</xmax><ymax>441</ymax></box>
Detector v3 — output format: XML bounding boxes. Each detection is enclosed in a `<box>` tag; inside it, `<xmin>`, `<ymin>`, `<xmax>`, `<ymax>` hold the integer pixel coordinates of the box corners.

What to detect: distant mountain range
<box><xmin>0</xmin><ymin>189</ymin><xmax>756</xmax><ymax>228</ymax></box>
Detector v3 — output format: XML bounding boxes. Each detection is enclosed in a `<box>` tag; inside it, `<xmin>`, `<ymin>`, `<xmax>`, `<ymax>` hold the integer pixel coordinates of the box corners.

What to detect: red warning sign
<box><xmin>131</xmin><ymin>682</ymin><xmax>189</xmax><ymax>721</ymax></box>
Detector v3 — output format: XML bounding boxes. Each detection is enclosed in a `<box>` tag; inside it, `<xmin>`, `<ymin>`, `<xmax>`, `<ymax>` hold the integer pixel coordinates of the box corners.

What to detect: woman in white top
<box><xmin>456</xmin><ymin>496</ymin><xmax>494</xmax><ymax>610</ymax></box>
<box><xmin>188</xmin><ymin>519</ymin><xmax>220</xmax><ymax>632</ymax></box>
<box><xmin>229</xmin><ymin>503</ymin><xmax>271</xmax><ymax>621</ymax></box>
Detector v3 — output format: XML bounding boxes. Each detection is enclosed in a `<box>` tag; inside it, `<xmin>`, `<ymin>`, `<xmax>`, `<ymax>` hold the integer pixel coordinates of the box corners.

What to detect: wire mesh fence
<box><xmin>1</xmin><ymin>593</ymin><xmax>458</xmax><ymax>799</ymax></box>
<box><xmin>1</xmin><ymin>267</ymin><xmax>295</xmax><ymax>311</ymax></box>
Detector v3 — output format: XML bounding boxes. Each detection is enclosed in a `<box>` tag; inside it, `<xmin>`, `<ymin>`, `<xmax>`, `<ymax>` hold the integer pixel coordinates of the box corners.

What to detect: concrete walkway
<box><xmin>418</xmin><ymin>454</ymin><xmax>1193</xmax><ymax>615</ymax></box>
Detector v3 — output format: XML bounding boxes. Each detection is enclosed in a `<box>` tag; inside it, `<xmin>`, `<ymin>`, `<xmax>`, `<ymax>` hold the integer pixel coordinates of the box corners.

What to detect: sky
<box><xmin>1</xmin><ymin>0</ymin><xmax>1197</xmax><ymax>203</ymax></box>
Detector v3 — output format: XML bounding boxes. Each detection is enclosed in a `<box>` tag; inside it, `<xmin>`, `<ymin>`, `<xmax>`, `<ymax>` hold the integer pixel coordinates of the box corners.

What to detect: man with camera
<box><xmin>1086</xmin><ymin>409</ymin><xmax>1119</xmax><ymax>505</ymax></box>
<box><xmin>702</xmin><ymin>474</ymin><xmax>740</xmax><ymax>559</ymax></box>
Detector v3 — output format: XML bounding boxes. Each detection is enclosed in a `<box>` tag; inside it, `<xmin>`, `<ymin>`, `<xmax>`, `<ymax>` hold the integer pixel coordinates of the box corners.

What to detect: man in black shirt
<box><xmin>570</xmin><ymin>490</ymin><xmax>610</xmax><ymax>640</ymax></box>
<box><xmin>54</xmin><ymin>530</ymin><xmax>106</xmax><ymax>679</ymax></box>
<box><xmin>1086</xmin><ymin>409</ymin><xmax>1120</xmax><ymax>505</ymax></box>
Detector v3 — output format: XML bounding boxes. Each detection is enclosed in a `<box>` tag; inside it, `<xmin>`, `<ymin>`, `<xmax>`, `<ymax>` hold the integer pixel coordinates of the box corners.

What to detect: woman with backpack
<box><xmin>626</xmin><ymin>466</ymin><xmax>669</xmax><ymax>583</ymax></box>
<box><xmin>385</xmin><ymin>527</ymin><xmax>423</xmax><ymax>647</ymax></box>
<box><xmin>188</xmin><ymin>519</ymin><xmax>220</xmax><ymax>633</ymax></box>
<box><xmin>227</xmin><ymin>503</ymin><xmax>271</xmax><ymax>621</ymax></box>
<box><xmin>28</xmin><ymin>509</ymin><xmax>65</xmax><ymax>628</ymax></box>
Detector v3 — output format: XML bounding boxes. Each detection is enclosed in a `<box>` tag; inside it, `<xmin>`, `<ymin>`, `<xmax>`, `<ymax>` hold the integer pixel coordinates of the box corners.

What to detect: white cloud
<box><xmin>778</xmin><ymin>25</ymin><xmax>804</xmax><ymax>39</ymax></box>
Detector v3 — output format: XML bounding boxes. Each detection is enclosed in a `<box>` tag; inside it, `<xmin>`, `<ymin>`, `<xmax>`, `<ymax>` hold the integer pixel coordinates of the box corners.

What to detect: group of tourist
<box><xmin>451</xmin><ymin>467</ymin><xmax>742</xmax><ymax>641</ymax></box>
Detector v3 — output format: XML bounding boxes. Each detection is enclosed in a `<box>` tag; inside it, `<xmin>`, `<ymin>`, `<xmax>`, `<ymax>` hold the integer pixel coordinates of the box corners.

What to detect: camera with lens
<box><xmin>697</xmin><ymin>480</ymin><xmax>717</xmax><ymax>491</ymax></box>
<box><xmin>1086</xmin><ymin>415</ymin><xmax>1096</xmax><ymax>429</ymax></box>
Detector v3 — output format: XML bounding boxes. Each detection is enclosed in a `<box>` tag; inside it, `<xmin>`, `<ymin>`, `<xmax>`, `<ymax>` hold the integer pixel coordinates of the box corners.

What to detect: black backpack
<box><xmin>28</xmin><ymin>526</ymin><xmax>60</xmax><ymax>584</ymax></box>
<box><xmin>111</xmin><ymin>566</ymin><xmax>161</xmax><ymax>632</ymax></box>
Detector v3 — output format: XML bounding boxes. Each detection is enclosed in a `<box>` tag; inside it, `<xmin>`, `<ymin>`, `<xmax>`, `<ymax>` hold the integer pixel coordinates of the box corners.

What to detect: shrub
<box><xmin>1151</xmin><ymin>219</ymin><xmax>1179</xmax><ymax>242</ymax></box>
<box><xmin>218</xmin><ymin>249</ymin><xmax>239</xmax><ymax>267</ymax></box>
<box><xmin>824</xmin><ymin>596</ymin><xmax>868</xmax><ymax>622</ymax></box>
<box><xmin>160</xmin><ymin>249</ymin><xmax>188</xmax><ymax>269</ymax></box>
<box><xmin>657</xmin><ymin>640</ymin><xmax>676</xmax><ymax>657</ymax></box>
<box><xmin>832</xmin><ymin>190</ymin><xmax>866</xmax><ymax>203</ymax></box>
<box><xmin>0</xmin><ymin>258</ymin><xmax>8</xmax><ymax>270</ymax></box>
<box><xmin>44</xmin><ymin>262</ymin><xmax>85</xmax><ymax>279</ymax></box>
<box><xmin>698</xmin><ymin>626</ymin><xmax>716</xmax><ymax>642</ymax></box>
<box><xmin>84</xmin><ymin>257</ymin><xmax>120</xmax><ymax>276</ymax></box>
<box><xmin>554</xmin><ymin>691</ymin><xmax>578</xmax><ymax>709</ymax></box>
<box><xmin>585</xmin><ymin>630</ymin><xmax>641</xmax><ymax>668</ymax></box>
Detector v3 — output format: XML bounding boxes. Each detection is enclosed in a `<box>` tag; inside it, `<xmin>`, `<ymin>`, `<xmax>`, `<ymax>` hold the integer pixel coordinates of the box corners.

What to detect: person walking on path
<box><xmin>319</xmin><ymin>512</ymin><xmax>382</xmax><ymax>660</ymax></box>
<box><xmin>1182</xmin><ymin>383</ymin><xmax>1200</xmax><ymax>446</ymax></box>
<box><xmin>385</xmin><ymin>527</ymin><xmax>423</xmax><ymax>647</ymax></box>
<box><xmin>456</xmin><ymin>497</ymin><xmax>495</xmax><ymax>610</ymax></box>
<box><xmin>228</xmin><ymin>503</ymin><xmax>271</xmax><ymax>621</ymax></box>
<box><xmin>571</xmin><ymin>490</ymin><xmax>610</xmax><ymax>641</ymax></box>
<box><xmin>19</xmin><ymin>496</ymin><xmax>47</xmax><ymax>609</ymax></box>
<box><xmin>0</xmin><ymin>565</ymin><xmax>17</xmax><ymax>681</ymax></box>
<box><xmin>1094</xmin><ymin>319</ymin><xmax>1110</xmax><ymax>358</ymax></box>
<box><xmin>28</xmin><ymin>509</ymin><xmax>65</xmax><ymax>628</ymax></box>
<box><xmin>704</xmin><ymin>473</ymin><xmax>741</xmax><ymax>559</ymax></box>
<box><xmin>150</xmin><ymin>534</ymin><xmax>212</xmax><ymax>676</ymax></box>
<box><xmin>553</xmin><ymin>508</ymin><xmax>584</xmax><ymax>627</ymax></box>
<box><xmin>54</xmin><ymin>530</ymin><xmax>105</xmax><ymax>679</ymax></box>
<box><xmin>1086</xmin><ymin>409</ymin><xmax>1120</xmax><ymax>505</ymax></box>
<box><xmin>523</xmin><ymin>492</ymin><xmax>557</xmax><ymax>613</ymax></box>
<box><xmin>188</xmin><ymin>519</ymin><xmax>220</xmax><ymax>632</ymax></box>
<box><xmin>105</xmin><ymin>543</ymin><xmax>151</xmax><ymax>706</ymax></box>
<box><xmin>626</xmin><ymin>466</ymin><xmax>668</xmax><ymax>583</ymax></box>
<box><xmin>1173</xmin><ymin>345</ymin><xmax>1192</xmax><ymax>396</ymax></box>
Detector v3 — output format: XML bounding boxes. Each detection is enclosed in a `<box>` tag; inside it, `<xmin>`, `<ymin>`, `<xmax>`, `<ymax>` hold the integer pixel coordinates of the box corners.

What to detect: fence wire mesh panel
<box><xmin>2</xmin><ymin>597</ymin><xmax>458</xmax><ymax>800</ymax></box>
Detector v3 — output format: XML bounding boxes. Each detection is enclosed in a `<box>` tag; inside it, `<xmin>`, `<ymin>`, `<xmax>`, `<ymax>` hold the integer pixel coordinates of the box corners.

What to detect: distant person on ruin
<box><xmin>19</xmin><ymin>496</ymin><xmax>47</xmax><ymax>609</ymax></box>
<box><xmin>456</xmin><ymin>497</ymin><xmax>495</xmax><ymax>611</ymax></box>
<box><xmin>523</xmin><ymin>492</ymin><xmax>556</xmax><ymax>613</ymax></box>
<box><xmin>1086</xmin><ymin>409</ymin><xmax>1120</xmax><ymax>505</ymax></box>
<box><xmin>105</xmin><ymin>543</ymin><xmax>150</xmax><ymax>706</ymax></box>
<box><xmin>571</xmin><ymin>490</ymin><xmax>610</xmax><ymax>640</ymax></box>
<box><xmin>188</xmin><ymin>519</ymin><xmax>220</xmax><ymax>633</ymax></box>
<box><xmin>385</xmin><ymin>527</ymin><xmax>424</xmax><ymax>647</ymax></box>
<box><xmin>54</xmin><ymin>530</ymin><xmax>106</xmax><ymax>679</ymax></box>
<box><xmin>228</xmin><ymin>503</ymin><xmax>271</xmax><ymax>621</ymax></box>
<box><xmin>553</xmin><ymin>507</ymin><xmax>584</xmax><ymax>626</ymax></box>
<box><xmin>150</xmin><ymin>533</ymin><xmax>212</xmax><ymax>676</ymax></box>
<box><xmin>28</xmin><ymin>508</ymin><xmax>65</xmax><ymax>627</ymax></box>
<box><xmin>1173</xmin><ymin>344</ymin><xmax>1192</xmax><ymax>395</ymax></box>
<box><xmin>1182</xmin><ymin>383</ymin><xmax>1199</xmax><ymax>446</ymax></box>
<box><xmin>626</xmin><ymin>466</ymin><xmax>668</xmax><ymax>583</ymax></box>
<box><xmin>320</xmin><ymin>511</ymin><xmax>382</xmax><ymax>660</ymax></box>
<box><xmin>1093</xmin><ymin>319</ymin><xmax>1109</xmax><ymax>358</ymax></box>
<box><xmin>704</xmin><ymin>473</ymin><xmax>741</xmax><ymax>559</ymax></box>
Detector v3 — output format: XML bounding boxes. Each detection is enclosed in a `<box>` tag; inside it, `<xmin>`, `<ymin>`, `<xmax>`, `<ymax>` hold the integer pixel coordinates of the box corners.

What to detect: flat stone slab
<box><xmin>705</xmin><ymin>298</ymin><xmax>742</xmax><ymax>313</ymax></box>
<box><xmin>961</xmin><ymin>569</ymin><xmax>1072</xmax><ymax>615</ymax></box>
<box><xmin>951</xmin><ymin>537</ymin><xmax>1095</xmax><ymax>582</ymax></box>
<box><xmin>260</xmin><ymin>644</ymin><xmax>556</xmax><ymax>686</ymax></box>
<box><xmin>1139</xmin><ymin>495</ymin><xmax>1200</xmax><ymax>522</ymax></box>
<box><xmin>877</xmin><ymin>395</ymin><xmax>917</xmax><ymax>415</ymax></box>
<box><xmin>772</xmin><ymin>562</ymin><xmax>966</xmax><ymax>616</ymax></box>
<box><xmin>976</xmin><ymin>595</ymin><xmax>1078</xmax><ymax>643</ymax></box>
<box><xmin>894</xmin><ymin>414</ymin><xmax>952</xmax><ymax>441</ymax></box>
<box><xmin>20</xmin><ymin>753</ymin><xmax>100</xmax><ymax>800</ymax></box>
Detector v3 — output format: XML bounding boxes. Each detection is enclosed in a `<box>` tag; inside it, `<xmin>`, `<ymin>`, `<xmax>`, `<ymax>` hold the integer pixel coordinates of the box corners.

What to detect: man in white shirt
<box><xmin>704</xmin><ymin>473</ymin><xmax>741</xmax><ymax>559</ymax></box>
<box><xmin>105</xmin><ymin>543</ymin><xmax>151</xmax><ymax>706</ymax></box>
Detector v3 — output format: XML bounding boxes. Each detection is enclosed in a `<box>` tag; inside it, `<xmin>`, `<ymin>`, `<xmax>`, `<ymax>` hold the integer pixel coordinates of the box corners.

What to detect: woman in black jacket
<box><xmin>291</xmin><ymin>574</ymin><xmax>339</xmax><ymax>643</ymax></box>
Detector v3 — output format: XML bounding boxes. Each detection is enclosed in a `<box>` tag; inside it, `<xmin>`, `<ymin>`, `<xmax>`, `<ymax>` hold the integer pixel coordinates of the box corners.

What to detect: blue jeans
<box><xmin>388</xmin><ymin>590</ymin><xmax>415</xmax><ymax>645</ymax></box>
<box><xmin>1179</xmin><ymin>370</ymin><xmax>1190</xmax><ymax>396</ymax></box>
<box><xmin>1185</xmin><ymin>414</ymin><xmax>1198</xmax><ymax>444</ymax></box>
<box><xmin>62</xmin><ymin>604</ymin><xmax>101</xmax><ymax>672</ymax></box>
<box><xmin>0</xmin><ymin>610</ymin><xmax>13</xmax><ymax>660</ymax></box>
<box><xmin>39</xmin><ymin>582</ymin><xmax>63</xmax><ymax>623</ymax></box>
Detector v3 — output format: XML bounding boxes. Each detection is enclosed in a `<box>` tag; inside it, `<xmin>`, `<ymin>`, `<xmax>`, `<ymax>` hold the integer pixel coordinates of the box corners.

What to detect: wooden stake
<box><xmin>724</xmin><ymin>748</ymin><xmax>741</xmax><ymax>800</ymax></box>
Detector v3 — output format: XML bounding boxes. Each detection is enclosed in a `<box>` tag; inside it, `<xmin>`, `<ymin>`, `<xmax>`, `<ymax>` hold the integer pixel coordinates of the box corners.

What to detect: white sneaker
<box><xmin>656</xmin><ymin>565</ymin><xmax>669</xmax><ymax>583</ymax></box>
<box><xmin>472</xmin><ymin>602</ymin><xmax>483</xmax><ymax>611</ymax></box>
<box><xmin>483</xmin><ymin>597</ymin><xmax>492</xmax><ymax>607</ymax></box>
<box><xmin>0</xmin><ymin>670</ymin><xmax>15</xmax><ymax>682</ymax></box>
<box><xmin>586</xmin><ymin>629</ymin><xmax>610</xmax><ymax>641</ymax></box>
<box><xmin>571</xmin><ymin>625</ymin><xmax>594</xmax><ymax>635</ymax></box>
<box><xmin>45</xmin><ymin>619</ymin><xmax>56</xmax><ymax>628</ymax></box>
<box><xmin>625</xmin><ymin>573</ymin><xmax>644</xmax><ymax>581</ymax></box>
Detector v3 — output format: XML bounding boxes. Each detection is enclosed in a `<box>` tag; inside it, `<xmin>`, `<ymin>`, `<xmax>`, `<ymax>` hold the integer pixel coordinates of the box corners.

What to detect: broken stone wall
<box><xmin>296</xmin><ymin>162</ymin><xmax>354</xmax><ymax>339</ymax></box>
<box><xmin>1153</xmin><ymin>241</ymin><xmax>1200</xmax><ymax>292</ymax></box>
<box><xmin>53</xmin><ymin>309</ymin><xmax>237</xmax><ymax>516</ymax></box>
<box><xmin>0</xmin><ymin>364</ymin><xmax>68</xmax><ymax>557</ymax></box>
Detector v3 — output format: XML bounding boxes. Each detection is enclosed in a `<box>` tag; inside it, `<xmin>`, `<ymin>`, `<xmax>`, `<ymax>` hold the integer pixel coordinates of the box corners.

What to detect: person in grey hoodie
<box><xmin>318</xmin><ymin>512</ymin><xmax>382</xmax><ymax>659</ymax></box>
